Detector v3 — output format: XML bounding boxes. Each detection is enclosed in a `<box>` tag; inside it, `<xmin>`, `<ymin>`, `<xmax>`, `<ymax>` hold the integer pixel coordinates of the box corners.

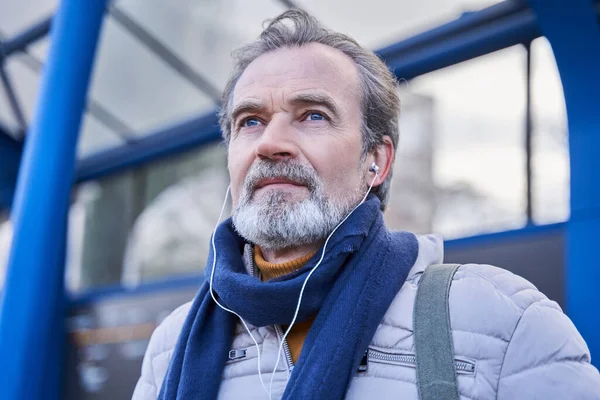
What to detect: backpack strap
<box><xmin>414</xmin><ymin>264</ymin><xmax>462</xmax><ymax>400</ymax></box>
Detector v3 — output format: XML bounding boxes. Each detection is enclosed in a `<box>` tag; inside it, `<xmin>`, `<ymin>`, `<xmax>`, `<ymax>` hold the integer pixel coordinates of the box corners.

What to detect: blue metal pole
<box><xmin>527</xmin><ymin>0</ymin><xmax>600</xmax><ymax>365</ymax></box>
<box><xmin>0</xmin><ymin>1</ymin><xmax>108</xmax><ymax>399</ymax></box>
<box><xmin>377</xmin><ymin>1</ymin><xmax>529</xmax><ymax>60</ymax></box>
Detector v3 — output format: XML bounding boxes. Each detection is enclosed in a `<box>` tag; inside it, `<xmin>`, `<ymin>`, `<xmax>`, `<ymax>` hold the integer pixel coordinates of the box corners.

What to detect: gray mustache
<box><xmin>243</xmin><ymin>161</ymin><xmax>319</xmax><ymax>193</ymax></box>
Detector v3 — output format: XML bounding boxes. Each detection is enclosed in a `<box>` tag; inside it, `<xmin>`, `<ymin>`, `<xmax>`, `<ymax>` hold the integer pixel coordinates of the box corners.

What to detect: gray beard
<box><xmin>232</xmin><ymin>160</ymin><xmax>362</xmax><ymax>250</ymax></box>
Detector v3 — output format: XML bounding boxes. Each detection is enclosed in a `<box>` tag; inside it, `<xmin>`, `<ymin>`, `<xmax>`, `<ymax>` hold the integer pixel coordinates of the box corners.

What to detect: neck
<box><xmin>259</xmin><ymin>242</ymin><xmax>323</xmax><ymax>265</ymax></box>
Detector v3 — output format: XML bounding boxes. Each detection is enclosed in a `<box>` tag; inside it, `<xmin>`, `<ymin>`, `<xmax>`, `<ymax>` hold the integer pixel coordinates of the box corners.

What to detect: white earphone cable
<box><xmin>268</xmin><ymin>167</ymin><xmax>379</xmax><ymax>398</ymax></box>
<box><xmin>208</xmin><ymin>185</ymin><xmax>272</xmax><ymax>399</ymax></box>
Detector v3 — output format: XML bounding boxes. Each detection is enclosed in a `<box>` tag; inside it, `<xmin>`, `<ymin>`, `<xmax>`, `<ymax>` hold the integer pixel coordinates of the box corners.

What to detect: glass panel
<box><xmin>66</xmin><ymin>176</ymin><xmax>133</xmax><ymax>292</ymax></box>
<box><xmin>4</xmin><ymin>54</ymin><xmax>41</xmax><ymax>122</ymax></box>
<box><xmin>77</xmin><ymin>115</ymin><xmax>125</xmax><ymax>158</ymax></box>
<box><xmin>117</xmin><ymin>0</ymin><xmax>287</xmax><ymax>92</ymax></box>
<box><xmin>0</xmin><ymin>0</ymin><xmax>55</xmax><ymax>36</ymax></box>
<box><xmin>4</xmin><ymin>52</ymin><xmax>126</xmax><ymax>158</ymax></box>
<box><xmin>384</xmin><ymin>92</ymin><xmax>436</xmax><ymax>235</ymax></box>
<box><xmin>530</xmin><ymin>37</ymin><xmax>569</xmax><ymax>225</ymax></box>
<box><xmin>395</xmin><ymin>45</ymin><xmax>527</xmax><ymax>239</ymax></box>
<box><xmin>28</xmin><ymin>37</ymin><xmax>50</xmax><ymax>62</ymax></box>
<box><xmin>88</xmin><ymin>17</ymin><xmax>215</xmax><ymax>135</ymax></box>
<box><xmin>296</xmin><ymin>0</ymin><xmax>500</xmax><ymax>48</ymax></box>
<box><xmin>122</xmin><ymin>145</ymin><xmax>229</xmax><ymax>286</ymax></box>
<box><xmin>67</xmin><ymin>143</ymin><xmax>229</xmax><ymax>292</ymax></box>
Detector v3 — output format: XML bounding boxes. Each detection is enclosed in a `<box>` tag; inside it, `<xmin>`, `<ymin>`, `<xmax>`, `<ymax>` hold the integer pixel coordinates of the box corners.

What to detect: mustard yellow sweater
<box><xmin>254</xmin><ymin>246</ymin><xmax>316</xmax><ymax>363</ymax></box>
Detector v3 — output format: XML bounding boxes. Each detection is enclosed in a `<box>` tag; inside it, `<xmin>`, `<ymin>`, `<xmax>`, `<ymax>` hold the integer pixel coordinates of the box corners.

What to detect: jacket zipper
<box><xmin>226</xmin><ymin>326</ymin><xmax>295</xmax><ymax>372</ymax></box>
<box><xmin>247</xmin><ymin>245</ymin><xmax>257</xmax><ymax>278</ymax></box>
<box><xmin>248</xmin><ymin>246</ymin><xmax>293</xmax><ymax>372</ymax></box>
<box><xmin>275</xmin><ymin>325</ymin><xmax>295</xmax><ymax>372</ymax></box>
<box><xmin>367</xmin><ymin>348</ymin><xmax>475</xmax><ymax>374</ymax></box>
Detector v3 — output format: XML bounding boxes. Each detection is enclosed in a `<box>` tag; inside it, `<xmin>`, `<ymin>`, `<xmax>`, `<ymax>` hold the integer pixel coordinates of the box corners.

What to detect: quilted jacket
<box><xmin>132</xmin><ymin>234</ymin><xmax>600</xmax><ymax>399</ymax></box>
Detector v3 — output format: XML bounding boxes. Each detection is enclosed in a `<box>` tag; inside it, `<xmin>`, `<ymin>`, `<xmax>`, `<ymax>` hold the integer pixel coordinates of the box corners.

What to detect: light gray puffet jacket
<box><xmin>132</xmin><ymin>234</ymin><xmax>600</xmax><ymax>399</ymax></box>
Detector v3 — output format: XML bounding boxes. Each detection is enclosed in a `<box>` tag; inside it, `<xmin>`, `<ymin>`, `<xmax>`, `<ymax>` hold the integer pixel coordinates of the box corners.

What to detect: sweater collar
<box><xmin>253</xmin><ymin>245</ymin><xmax>317</xmax><ymax>281</ymax></box>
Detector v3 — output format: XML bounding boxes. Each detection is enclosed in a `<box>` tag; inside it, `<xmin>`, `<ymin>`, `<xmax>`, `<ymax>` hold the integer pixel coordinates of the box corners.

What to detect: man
<box><xmin>133</xmin><ymin>9</ymin><xmax>600</xmax><ymax>400</ymax></box>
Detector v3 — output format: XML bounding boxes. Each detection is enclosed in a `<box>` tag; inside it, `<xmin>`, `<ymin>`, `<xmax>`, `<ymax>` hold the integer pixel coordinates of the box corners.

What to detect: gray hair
<box><xmin>219</xmin><ymin>9</ymin><xmax>400</xmax><ymax>210</ymax></box>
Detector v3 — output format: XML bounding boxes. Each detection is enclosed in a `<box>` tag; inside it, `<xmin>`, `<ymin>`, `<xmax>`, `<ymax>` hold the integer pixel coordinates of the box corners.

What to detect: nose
<box><xmin>255</xmin><ymin>116</ymin><xmax>298</xmax><ymax>161</ymax></box>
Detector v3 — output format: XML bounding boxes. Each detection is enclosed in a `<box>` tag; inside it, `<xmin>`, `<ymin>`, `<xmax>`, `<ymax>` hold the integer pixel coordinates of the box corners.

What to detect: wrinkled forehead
<box><xmin>232</xmin><ymin>43</ymin><xmax>362</xmax><ymax>111</ymax></box>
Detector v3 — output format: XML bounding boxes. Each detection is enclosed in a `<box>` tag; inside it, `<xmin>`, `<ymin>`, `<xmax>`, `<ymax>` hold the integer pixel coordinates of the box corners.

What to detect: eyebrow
<box><xmin>288</xmin><ymin>93</ymin><xmax>340</xmax><ymax>119</ymax></box>
<box><xmin>230</xmin><ymin>99</ymin><xmax>265</xmax><ymax>126</ymax></box>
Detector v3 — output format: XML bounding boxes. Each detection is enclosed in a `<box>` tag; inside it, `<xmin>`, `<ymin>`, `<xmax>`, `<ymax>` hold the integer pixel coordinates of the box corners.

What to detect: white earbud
<box><xmin>369</xmin><ymin>162</ymin><xmax>379</xmax><ymax>175</ymax></box>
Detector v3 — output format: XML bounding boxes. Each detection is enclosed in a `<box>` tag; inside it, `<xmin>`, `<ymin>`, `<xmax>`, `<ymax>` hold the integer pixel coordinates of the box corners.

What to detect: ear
<box><xmin>367</xmin><ymin>136</ymin><xmax>394</xmax><ymax>187</ymax></box>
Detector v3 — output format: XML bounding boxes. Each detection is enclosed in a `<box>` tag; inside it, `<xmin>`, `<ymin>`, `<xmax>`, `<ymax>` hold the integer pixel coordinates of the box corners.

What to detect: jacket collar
<box><xmin>408</xmin><ymin>233</ymin><xmax>444</xmax><ymax>280</ymax></box>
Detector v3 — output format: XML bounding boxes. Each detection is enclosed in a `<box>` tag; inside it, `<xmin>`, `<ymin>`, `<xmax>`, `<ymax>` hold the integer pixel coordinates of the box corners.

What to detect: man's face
<box><xmin>227</xmin><ymin>43</ymin><xmax>369</xmax><ymax>249</ymax></box>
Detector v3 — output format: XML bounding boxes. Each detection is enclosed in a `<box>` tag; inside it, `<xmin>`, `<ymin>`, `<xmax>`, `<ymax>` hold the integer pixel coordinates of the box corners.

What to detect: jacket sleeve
<box><xmin>497</xmin><ymin>298</ymin><xmax>600</xmax><ymax>399</ymax></box>
<box><xmin>131</xmin><ymin>331</ymin><xmax>159</xmax><ymax>400</ymax></box>
<box><xmin>130</xmin><ymin>302</ymin><xmax>191</xmax><ymax>399</ymax></box>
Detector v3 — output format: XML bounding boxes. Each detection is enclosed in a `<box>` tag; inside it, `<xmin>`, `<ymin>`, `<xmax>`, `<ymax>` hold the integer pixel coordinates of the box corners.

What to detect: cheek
<box><xmin>310</xmin><ymin>148</ymin><xmax>364</xmax><ymax>195</ymax></box>
<box><xmin>332</xmin><ymin>164</ymin><xmax>364</xmax><ymax>194</ymax></box>
<box><xmin>227</xmin><ymin>147</ymin><xmax>251</xmax><ymax>205</ymax></box>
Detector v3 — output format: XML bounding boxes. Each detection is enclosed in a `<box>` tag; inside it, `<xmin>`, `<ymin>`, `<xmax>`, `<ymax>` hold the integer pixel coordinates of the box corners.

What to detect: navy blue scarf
<box><xmin>158</xmin><ymin>196</ymin><xmax>418</xmax><ymax>399</ymax></box>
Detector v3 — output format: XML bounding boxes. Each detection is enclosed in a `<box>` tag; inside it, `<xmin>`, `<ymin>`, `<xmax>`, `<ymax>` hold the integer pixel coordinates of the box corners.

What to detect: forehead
<box><xmin>232</xmin><ymin>43</ymin><xmax>361</xmax><ymax>109</ymax></box>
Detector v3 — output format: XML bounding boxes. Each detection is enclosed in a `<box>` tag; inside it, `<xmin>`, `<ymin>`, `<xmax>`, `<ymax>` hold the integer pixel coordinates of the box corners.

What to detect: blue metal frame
<box><xmin>445</xmin><ymin>222</ymin><xmax>565</xmax><ymax>250</ymax></box>
<box><xmin>69</xmin><ymin>272</ymin><xmax>204</xmax><ymax>307</ymax></box>
<box><xmin>528</xmin><ymin>0</ymin><xmax>600</xmax><ymax>364</ymax></box>
<box><xmin>380</xmin><ymin>1</ymin><xmax>525</xmax><ymax>54</ymax></box>
<box><xmin>108</xmin><ymin>6</ymin><xmax>221</xmax><ymax>102</ymax></box>
<box><xmin>382</xmin><ymin>7</ymin><xmax>539</xmax><ymax>80</ymax></box>
<box><xmin>0</xmin><ymin>1</ymin><xmax>108</xmax><ymax>399</ymax></box>
<box><xmin>378</xmin><ymin>2</ymin><xmax>539</xmax><ymax>77</ymax></box>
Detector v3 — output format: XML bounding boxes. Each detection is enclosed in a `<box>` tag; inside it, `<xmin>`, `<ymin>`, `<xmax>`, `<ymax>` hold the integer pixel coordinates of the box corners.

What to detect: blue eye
<box><xmin>306</xmin><ymin>112</ymin><xmax>326</xmax><ymax>121</ymax></box>
<box><xmin>242</xmin><ymin>118</ymin><xmax>260</xmax><ymax>127</ymax></box>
